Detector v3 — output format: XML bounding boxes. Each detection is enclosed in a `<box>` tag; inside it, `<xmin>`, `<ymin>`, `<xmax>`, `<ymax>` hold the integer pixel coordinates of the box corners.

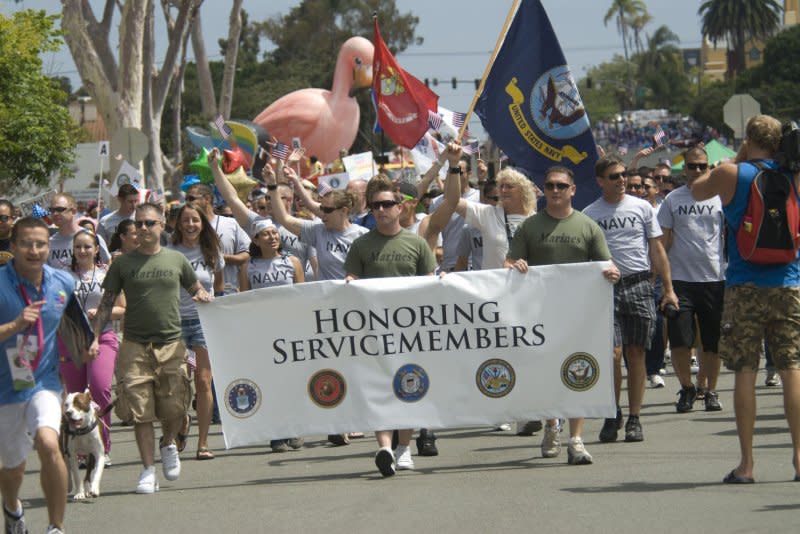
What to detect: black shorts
<box><xmin>613</xmin><ymin>272</ymin><xmax>656</xmax><ymax>349</ymax></box>
<box><xmin>667</xmin><ymin>280</ymin><xmax>725</xmax><ymax>352</ymax></box>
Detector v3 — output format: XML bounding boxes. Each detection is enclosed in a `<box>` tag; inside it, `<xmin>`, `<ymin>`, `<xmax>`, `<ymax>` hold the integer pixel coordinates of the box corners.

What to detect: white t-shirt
<box><xmin>48</xmin><ymin>231</ymin><xmax>111</xmax><ymax>271</ymax></box>
<box><xmin>98</xmin><ymin>210</ymin><xmax>131</xmax><ymax>244</ymax></box>
<box><xmin>72</xmin><ymin>266</ymin><xmax>112</xmax><ymax>332</ymax></box>
<box><xmin>245</xmin><ymin>211</ymin><xmax>316</xmax><ymax>280</ymax></box>
<box><xmin>455</xmin><ymin>224</ymin><xmax>483</xmax><ymax>270</ymax></box>
<box><xmin>169</xmin><ymin>244</ymin><xmax>224</xmax><ymax>320</ymax></box>
<box><xmin>583</xmin><ymin>194</ymin><xmax>662</xmax><ymax>276</ymax></box>
<box><xmin>464</xmin><ymin>203</ymin><xmax>527</xmax><ymax>270</ymax></box>
<box><xmin>300</xmin><ymin>220</ymin><xmax>368</xmax><ymax>280</ymax></box>
<box><xmin>246</xmin><ymin>254</ymin><xmax>296</xmax><ymax>290</ymax></box>
<box><xmin>430</xmin><ymin>188</ymin><xmax>480</xmax><ymax>271</ymax></box>
<box><xmin>210</xmin><ymin>215</ymin><xmax>250</xmax><ymax>293</ymax></box>
<box><xmin>657</xmin><ymin>185</ymin><xmax>725</xmax><ymax>282</ymax></box>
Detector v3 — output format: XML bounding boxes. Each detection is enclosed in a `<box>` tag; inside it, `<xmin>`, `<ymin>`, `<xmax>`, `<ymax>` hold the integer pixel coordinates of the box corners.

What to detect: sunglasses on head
<box><xmin>605</xmin><ymin>171</ymin><xmax>627</xmax><ymax>181</ymax></box>
<box><xmin>49</xmin><ymin>206</ymin><xmax>69</xmax><ymax>213</ymax></box>
<box><xmin>320</xmin><ymin>206</ymin><xmax>340</xmax><ymax>214</ymax></box>
<box><xmin>686</xmin><ymin>163</ymin><xmax>708</xmax><ymax>171</ymax></box>
<box><xmin>544</xmin><ymin>182</ymin><xmax>571</xmax><ymax>191</ymax></box>
<box><xmin>133</xmin><ymin>220</ymin><xmax>160</xmax><ymax>228</ymax></box>
<box><xmin>370</xmin><ymin>200</ymin><xmax>400</xmax><ymax>210</ymax></box>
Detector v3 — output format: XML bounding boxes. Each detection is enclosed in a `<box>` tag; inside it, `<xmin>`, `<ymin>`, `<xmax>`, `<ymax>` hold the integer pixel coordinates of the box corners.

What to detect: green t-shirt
<box><xmin>344</xmin><ymin>229</ymin><xmax>436</xmax><ymax>279</ymax></box>
<box><xmin>103</xmin><ymin>248</ymin><xmax>198</xmax><ymax>343</ymax></box>
<box><xmin>507</xmin><ymin>210</ymin><xmax>611</xmax><ymax>265</ymax></box>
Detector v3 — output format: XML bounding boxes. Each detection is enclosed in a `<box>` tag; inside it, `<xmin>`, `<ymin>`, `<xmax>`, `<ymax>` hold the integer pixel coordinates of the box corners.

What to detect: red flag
<box><xmin>372</xmin><ymin>18</ymin><xmax>438</xmax><ymax>149</ymax></box>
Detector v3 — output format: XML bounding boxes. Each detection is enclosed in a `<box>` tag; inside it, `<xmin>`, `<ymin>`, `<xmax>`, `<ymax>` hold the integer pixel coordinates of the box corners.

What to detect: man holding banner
<box><xmin>506</xmin><ymin>166</ymin><xmax>619</xmax><ymax>464</ymax></box>
<box><xmin>344</xmin><ymin>174</ymin><xmax>436</xmax><ymax>477</ymax></box>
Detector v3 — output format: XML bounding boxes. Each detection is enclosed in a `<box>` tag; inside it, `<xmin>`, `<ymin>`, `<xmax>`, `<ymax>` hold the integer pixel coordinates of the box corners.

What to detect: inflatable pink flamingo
<box><xmin>253</xmin><ymin>36</ymin><xmax>374</xmax><ymax>164</ymax></box>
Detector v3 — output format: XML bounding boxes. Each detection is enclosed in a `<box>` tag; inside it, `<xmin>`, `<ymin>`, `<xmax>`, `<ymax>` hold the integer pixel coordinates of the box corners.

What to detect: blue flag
<box><xmin>475</xmin><ymin>0</ymin><xmax>599</xmax><ymax>209</ymax></box>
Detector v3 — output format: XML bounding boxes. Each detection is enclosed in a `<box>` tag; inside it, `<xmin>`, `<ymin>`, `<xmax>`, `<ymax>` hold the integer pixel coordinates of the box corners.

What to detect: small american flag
<box><xmin>186</xmin><ymin>348</ymin><xmax>197</xmax><ymax>372</ymax></box>
<box><xmin>462</xmin><ymin>141</ymin><xmax>479</xmax><ymax>155</ymax></box>
<box><xmin>318</xmin><ymin>181</ymin><xmax>334</xmax><ymax>196</ymax></box>
<box><xmin>618</xmin><ymin>146</ymin><xmax>628</xmax><ymax>155</ymax></box>
<box><xmin>271</xmin><ymin>142</ymin><xmax>291</xmax><ymax>160</ymax></box>
<box><xmin>451</xmin><ymin>111</ymin><xmax>467</xmax><ymax>128</ymax></box>
<box><xmin>31</xmin><ymin>203</ymin><xmax>49</xmax><ymax>218</ymax></box>
<box><xmin>653</xmin><ymin>126</ymin><xmax>667</xmax><ymax>146</ymax></box>
<box><xmin>213</xmin><ymin>115</ymin><xmax>233</xmax><ymax>140</ymax></box>
<box><xmin>428</xmin><ymin>110</ymin><xmax>443</xmax><ymax>131</ymax></box>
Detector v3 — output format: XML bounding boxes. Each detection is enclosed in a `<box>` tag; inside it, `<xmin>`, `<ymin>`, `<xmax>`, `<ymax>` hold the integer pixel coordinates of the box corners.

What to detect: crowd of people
<box><xmin>1</xmin><ymin>114</ymin><xmax>798</xmax><ymax>533</ymax></box>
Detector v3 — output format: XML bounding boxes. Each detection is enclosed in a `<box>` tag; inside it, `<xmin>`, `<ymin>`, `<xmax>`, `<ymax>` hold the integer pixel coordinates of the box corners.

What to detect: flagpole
<box><xmin>456</xmin><ymin>0</ymin><xmax>521</xmax><ymax>143</ymax></box>
<box><xmin>97</xmin><ymin>155</ymin><xmax>104</xmax><ymax>210</ymax></box>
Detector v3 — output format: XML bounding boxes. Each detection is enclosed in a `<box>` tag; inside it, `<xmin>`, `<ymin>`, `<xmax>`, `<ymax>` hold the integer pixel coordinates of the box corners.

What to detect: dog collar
<box><xmin>66</xmin><ymin>419</ymin><xmax>98</xmax><ymax>437</ymax></box>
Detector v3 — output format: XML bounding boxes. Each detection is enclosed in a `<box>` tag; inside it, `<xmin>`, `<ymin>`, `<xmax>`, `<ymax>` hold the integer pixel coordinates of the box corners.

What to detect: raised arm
<box><xmin>264</xmin><ymin>160</ymin><xmax>306</xmax><ymax>237</ymax></box>
<box><xmin>284</xmin><ymin>165</ymin><xmax>322</xmax><ymax>218</ymax></box>
<box><xmin>428</xmin><ymin>142</ymin><xmax>465</xmax><ymax>235</ymax></box>
<box><xmin>208</xmin><ymin>147</ymin><xmax>257</xmax><ymax>231</ymax></box>
<box><xmin>691</xmin><ymin>163</ymin><xmax>735</xmax><ymax>204</ymax></box>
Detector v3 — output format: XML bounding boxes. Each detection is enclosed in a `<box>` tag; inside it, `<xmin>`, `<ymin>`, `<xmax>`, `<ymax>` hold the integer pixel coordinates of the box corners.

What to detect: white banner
<box><xmin>342</xmin><ymin>151</ymin><xmax>375</xmax><ymax>182</ymax></box>
<box><xmin>109</xmin><ymin>160</ymin><xmax>143</xmax><ymax>196</ymax></box>
<box><xmin>410</xmin><ymin>132</ymin><xmax>448</xmax><ymax>179</ymax></box>
<box><xmin>318</xmin><ymin>171</ymin><xmax>349</xmax><ymax>191</ymax></box>
<box><xmin>199</xmin><ymin>263</ymin><xmax>615</xmax><ymax>449</ymax></box>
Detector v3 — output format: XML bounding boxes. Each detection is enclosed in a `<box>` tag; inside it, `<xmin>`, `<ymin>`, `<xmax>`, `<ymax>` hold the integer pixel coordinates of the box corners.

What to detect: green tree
<box><xmin>0</xmin><ymin>10</ymin><xmax>81</xmax><ymax>195</ymax></box>
<box><xmin>603</xmin><ymin>0</ymin><xmax>648</xmax><ymax>107</ymax></box>
<box><xmin>699</xmin><ymin>0</ymin><xmax>783</xmax><ymax>79</ymax></box>
<box><xmin>635</xmin><ymin>25</ymin><xmax>692</xmax><ymax>111</ymax></box>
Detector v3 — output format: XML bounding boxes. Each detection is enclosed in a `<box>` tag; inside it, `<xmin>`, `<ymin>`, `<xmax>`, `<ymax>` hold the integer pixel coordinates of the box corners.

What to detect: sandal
<box><xmin>196</xmin><ymin>447</ymin><xmax>215</xmax><ymax>460</ymax></box>
<box><xmin>176</xmin><ymin>415</ymin><xmax>191</xmax><ymax>453</ymax></box>
<box><xmin>723</xmin><ymin>469</ymin><xmax>754</xmax><ymax>484</ymax></box>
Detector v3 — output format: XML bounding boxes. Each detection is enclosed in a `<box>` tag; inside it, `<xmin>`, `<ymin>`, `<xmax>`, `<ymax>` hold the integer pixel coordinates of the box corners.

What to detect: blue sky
<box><xmin>5</xmin><ymin>0</ymin><xmax>703</xmax><ymax>133</ymax></box>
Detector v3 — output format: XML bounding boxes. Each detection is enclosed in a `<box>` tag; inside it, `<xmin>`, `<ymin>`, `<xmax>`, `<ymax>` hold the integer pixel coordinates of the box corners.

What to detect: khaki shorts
<box><xmin>115</xmin><ymin>339</ymin><xmax>191</xmax><ymax>424</ymax></box>
<box><xmin>719</xmin><ymin>285</ymin><xmax>800</xmax><ymax>372</ymax></box>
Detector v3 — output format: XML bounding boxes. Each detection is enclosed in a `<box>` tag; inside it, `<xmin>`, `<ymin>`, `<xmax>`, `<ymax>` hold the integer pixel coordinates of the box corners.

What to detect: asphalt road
<box><xmin>16</xmin><ymin>367</ymin><xmax>799</xmax><ymax>534</ymax></box>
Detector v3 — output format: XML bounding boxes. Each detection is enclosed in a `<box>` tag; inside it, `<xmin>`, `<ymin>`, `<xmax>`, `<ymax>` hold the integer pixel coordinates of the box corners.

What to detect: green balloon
<box><xmin>190</xmin><ymin>147</ymin><xmax>219</xmax><ymax>184</ymax></box>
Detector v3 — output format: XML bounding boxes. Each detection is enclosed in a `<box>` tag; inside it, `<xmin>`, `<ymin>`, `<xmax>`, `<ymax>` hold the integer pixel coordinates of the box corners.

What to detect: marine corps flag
<box><xmin>474</xmin><ymin>0</ymin><xmax>599</xmax><ymax>208</ymax></box>
<box><xmin>372</xmin><ymin>17</ymin><xmax>438</xmax><ymax>149</ymax></box>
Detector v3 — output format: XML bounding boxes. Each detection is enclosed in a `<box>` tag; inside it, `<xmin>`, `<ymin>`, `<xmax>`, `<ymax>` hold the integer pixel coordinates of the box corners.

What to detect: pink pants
<box><xmin>59</xmin><ymin>330</ymin><xmax>119</xmax><ymax>454</ymax></box>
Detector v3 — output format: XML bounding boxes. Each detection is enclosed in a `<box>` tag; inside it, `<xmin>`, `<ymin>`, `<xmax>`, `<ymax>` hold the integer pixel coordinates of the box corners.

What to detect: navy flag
<box><xmin>475</xmin><ymin>0</ymin><xmax>599</xmax><ymax>208</ymax></box>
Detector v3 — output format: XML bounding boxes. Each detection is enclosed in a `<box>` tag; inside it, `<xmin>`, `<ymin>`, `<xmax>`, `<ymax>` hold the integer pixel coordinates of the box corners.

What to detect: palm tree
<box><xmin>604</xmin><ymin>0</ymin><xmax>648</xmax><ymax>107</ymax></box>
<box><xmin>627</xmin><ymin>11</ymin><xmax>652</xmax><ymax>56</ymax></box>
<box><xmin>638</xmin><ymin>25</ymin><xmax>682</xmax><ymax>76</ymax></box>
<box><xmin>699</xmin><ymin>0</ymin><xmax>783</xmax><ymax>78</ymax></box>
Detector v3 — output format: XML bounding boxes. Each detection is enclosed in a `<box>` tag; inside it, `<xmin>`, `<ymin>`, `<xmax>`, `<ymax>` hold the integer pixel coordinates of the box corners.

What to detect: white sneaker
<box><xmin>395</xmin><ymin>445</ymin><xmax>414</xmax><ymax>470</ymax></box>
<box><xmin>658</xmin><ymin>368</ymin><xmax>667</xmax><ymax>376</ymax></box>
<box><xmin>567</xmin><ymin>437</ymin><xmax>593</xmax><ymax>465</ymax></box>
<box><xmin>765</xmin><ymin>369</ymin><xmax>782</xmax><ymax>387</ymax></box>
<box><xmin>494</xmin><ymin>423</ymin><xmax>512</xmax><ymax>431</ymax></box>
<box><xmin>648</xmin><ymin>374</ymin><xmax>665</xmax><ymax>388</ymax></box>
<box><xmin>374</xmin><ymin>446</ymin><xmax>396</xmax><ymax>477</ymax></box>
<box><xmin>540</xmin><ymin>422</ymin><xmax>562</xmax><ymax>458</ymax></box>
<box><xmin>690</xmin><ymin>356</ymin><xmax>699</xmax><ymax>374</ymax></box>
<box><xmin>160</xmin><ymin>443</ymin><xmax>181</xmax><ymax>481</ymax></box>
<box><xmin>103</xmin><ymin>454</ymin><xmax>111</xmax><ymax>467</ymax></box>
<box><xmin>136</xmin><ymin>466</ymin><xmax>159</xmax><ymax>494</ymax></box>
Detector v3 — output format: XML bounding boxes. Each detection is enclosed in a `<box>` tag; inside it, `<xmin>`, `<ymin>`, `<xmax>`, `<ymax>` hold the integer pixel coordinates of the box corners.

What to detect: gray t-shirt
<box><xmin>169</xmin><ymin>244</ymin><xmax>224</xmax><ymax>320</ymax></box>
<box><xmin>583</xmin><ymin>194</ymin><xmax>662</xmax><ymax>276</ymax></box>
<box><xmin>245</xmin><ymin>211</ymin><xmax>316</xmax><ymax>280</ymax></box>
<box><xmin>246</xmin><ymin>254</ymin><xmax>296</xmax><ymax>289</ymax></box>
<box><xmin>430</xmin><ymin>188</ymin><xmax>480</xmax><ymax>271</ymax></box>
<box><xmin>210</xmin><ymin>215</ymin><xmax>250</xmax><ymax>293</ymax></box>
<box><xmin>455</xmin><ymin>224</ymin><xmax>483</xmax><ymax>271</ymax></box>
<box><xmin>657</xmin><ymin>185</ymin><xmax>725</xmax><ymax>282</ymax></box>
<box><xmin>98</xmin><ymin>210</ymin><xmax>131</xmax><ymax>244</ymax></box>
<box><xmin>300</xmin><ymin>220</ymin><xmax>368</xmax><ymax>280</ymax></box>
<box><xmin>48</xmin><ymin>231</ymin><xmax>111</xmax><ymax>270</ymax></box>
<box><xmin>72</xmin><ymin>265</ymin><xmax>112</xmax><ymax>332</ymax></box>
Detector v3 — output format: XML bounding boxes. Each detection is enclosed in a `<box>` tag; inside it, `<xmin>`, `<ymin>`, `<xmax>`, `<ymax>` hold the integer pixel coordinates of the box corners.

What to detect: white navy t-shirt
<box><xmin>169</xmin><ymin>244</ymin><xmax>224</xmax><ymax>320</ymax></box>
<box><xmin>583</xmin><ymin>194</ymin><xmax>662</xmax><ymax>276</ymax></box>
<box><xmin>246</xmin><ymin>254</ymin><xmax>296</xmax><ymax>289</ymax></box>
<box><xmin>300</xmin><ymin>220</ymin><xmax>368</xmax><ymax>281</ymax></box>
<box><xmin>210</xmin><ymin>215</ymin><xmax>250</xmax><ymax>293</ymax></box>
<box><xmin>657</xmin><ymin>185</ymin><xmax>725</xmax><ymax>282</ymax></box>
<box><xmin>48</xmin><ymin>231</ymin><xmax>111</xmax><ymax>271</ymax></box>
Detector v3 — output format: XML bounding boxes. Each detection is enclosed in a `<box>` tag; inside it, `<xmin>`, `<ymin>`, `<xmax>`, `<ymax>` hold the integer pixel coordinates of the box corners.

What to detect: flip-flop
<box><xmin>196</xmin><ymin>447</ymin><xmax>215</xmax><ymax>460</ymax></box>
<box><xmin>723</xmin><ymin>469</ymin><xmax>754</xmax><ymax>484</ymax></box>
<box><xmin>794</xmin><ymin>474</ymin><xmax>800</xmax><ymax>482</ymax></box>
<box><xmin>176</xmin><ymin>415</ymin><xmax>191</xmax><ymax>453</ymax></box>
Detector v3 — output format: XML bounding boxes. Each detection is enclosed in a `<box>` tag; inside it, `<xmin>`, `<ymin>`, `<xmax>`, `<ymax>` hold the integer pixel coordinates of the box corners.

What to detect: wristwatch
<box><xmin>449</xmin><ymin>167</ymin><xmax>461</xmax><ymax>174</ymax></box>
<box><xmin>266</xmin><ymin>184</ymin><xmax>278</xmax><ymax>191</ymax></box>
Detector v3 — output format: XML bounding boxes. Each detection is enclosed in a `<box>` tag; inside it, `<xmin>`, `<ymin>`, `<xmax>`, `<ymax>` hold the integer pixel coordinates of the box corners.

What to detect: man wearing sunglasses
<box><xmin>92</xmin><ymin>203</ymin><xmax>211</xmax><ymax>494</ymax></box>
<box><xmin>584</xmin><ymin>155</ymin><xmax>678</xmax><ymax>444</ymax></box>
<box><xmin>506</xmin><ymin>166</ymin><xmax>619</xmax><ymax>465</ymax></box>
<box><xmin>690</xmin><ymin>114</ymin><xmax>800</xmax><ymax>484</ymax></box>
<box><xmin>0</xmin><ymin>200</ymin><xmax>15</xmax><ymax>263</ymax></box>
<box><xmin>625</xmin><ymin>171</ymin><xmax>645</xmax><ymax>199</ymax></box>
<box><xmin>657</xmin><ymin>146</ymin><xmax>725</xmax><ymax>414</ymax></box>
<box><xmin>98</xmin><ymin>184</ymin><xmax>140</xmax><ymax>244</ymax></box>
<box><xmin>344</xmin><ymin>174</ymin><xmax>436</xmax><ymax>477</ymax></box>
<box><xmin>46</xmin><ymin>193</ymin><xmax>111</xmax><ymax>271</ymax></box>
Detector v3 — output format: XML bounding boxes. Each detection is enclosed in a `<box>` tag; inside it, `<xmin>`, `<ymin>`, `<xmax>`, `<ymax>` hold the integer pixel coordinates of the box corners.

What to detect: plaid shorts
<box><xmin>719</xmin><ymin>285</ymin><xmax>800</xmax><ymax>372</ymax></box>
<box><xmin>613</xmin><ymin>272</ymin><xmax>656</xmax><ymax>349</ymax></box>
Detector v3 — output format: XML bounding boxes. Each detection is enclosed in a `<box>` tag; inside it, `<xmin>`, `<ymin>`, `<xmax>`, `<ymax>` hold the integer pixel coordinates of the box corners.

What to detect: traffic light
<box><xmin>586</xmin><ymin>77</ymin><xmax>593</xmax><ymax>89</ymax></box>
<box><xmin>424</xmin><ymin>78</ymin><xmax>430</xmax><ymax>87</ymax></box>
<box><xmin>451</xmin><ymin>77</ymin><xmax>457</xmax><ymax>89</ymax></box>
<box><xmin>474</xmin><ymin>79</ymin><xmax>480</xmax><ymax>90</ymax></box>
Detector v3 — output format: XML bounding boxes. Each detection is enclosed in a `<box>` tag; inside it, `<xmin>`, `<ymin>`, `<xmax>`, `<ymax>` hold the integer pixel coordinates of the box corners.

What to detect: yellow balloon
<box><xmin>226</xmin><ymin>167</ymin><xmax>258</xmax><ymax>203</ymax></box>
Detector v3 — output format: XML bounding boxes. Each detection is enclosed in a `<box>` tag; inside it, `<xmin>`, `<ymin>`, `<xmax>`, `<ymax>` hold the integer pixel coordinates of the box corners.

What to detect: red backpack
<box><xmin>736</xmin><ymin>162</ymin><xmax>800</xmax><ymax>264</ymax></box>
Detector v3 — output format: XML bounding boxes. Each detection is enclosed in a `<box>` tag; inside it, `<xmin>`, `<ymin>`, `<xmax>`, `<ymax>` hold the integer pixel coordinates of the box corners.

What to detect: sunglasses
<box><xmin>320</xmin><ymin>206</ymin><xmax>341</xmax><ymax>214</ymax></box>
<box><xmin>544</xmin><ymin>182</ymin><xmax>571</xmax><ymax>191</ymax></box>
<box><xmin>133</xmin><ymin>220</ymin><xmax>160</xmax><ymax>228</ymax></box>
<box><xmin>626</xmin><ymin>184</ymin><xmax>643</xmax><ymax>190</ymax></box>
<box><xmin>605</xmin><ymin>172</ymin><xmax>627</xmax><ymax>181</ymax></box>
<box><xmin>686</xmin><ymin>163</ymin><xmax>708</xmax><ymax>171</ymax></box>
<box><xmin>643</xmin><ymin>184</ymin><xmax>656</xmax><ymax>190</ymax></box>
<box><xmin>185</xmin><ymin>195</ymin><xmax>200</xmax><ymax>202</ymax></box>
<box><xmin>370</xmin><ymin>200</ymin><xmax>400</xmax><ymax>210</ymax></box>
<box><xmin>49</xmin><ymin>206</ymin><xmax>69</xmax><ymax>213</ymax></box>
<box><xmin>254</xmin><ymin>204</ymin><xmax>269</xmax><ymax>211</ymax></box>
<box><xmin>485</xmin><ymin>195</ymin><xmax>500</xmax><ymax>201</ymax></box>
<box><xmin>0</xmin><ymin>215</ymin><xmax>11</xmax><ymax>222</ymax></box>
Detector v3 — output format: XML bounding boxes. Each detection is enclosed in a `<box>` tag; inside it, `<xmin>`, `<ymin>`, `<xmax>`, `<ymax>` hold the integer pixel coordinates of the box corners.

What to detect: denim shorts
<box><xmin>181</xmin><ymin>318</ymin><xmax>206</xmax><ymax>348</ymax></box>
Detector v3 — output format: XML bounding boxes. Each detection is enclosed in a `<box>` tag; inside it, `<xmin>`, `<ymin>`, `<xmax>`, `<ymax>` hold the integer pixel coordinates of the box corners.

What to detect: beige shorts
<box><xmin>115</xmin><ymin>339</ymin><xmax>191</xmax><ymax>424</ymax></box>
<box><xmin>0</xmin><ymin>389</ymin><xmax>62</xmax><ymax>469</ymax></box>
<box><xmin>719</xmin><ymin>285</ymin><xmax>800</xmax><ymax>372</ymax></box>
